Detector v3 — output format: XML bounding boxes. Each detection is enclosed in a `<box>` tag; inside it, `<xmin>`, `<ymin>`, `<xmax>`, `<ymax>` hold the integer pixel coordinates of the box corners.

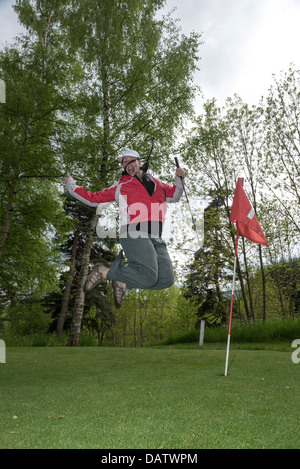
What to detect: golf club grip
<box><xmin>174</xmin><ymin>157</ymin><xmax>183</xmax><ymax>180</ymax></box>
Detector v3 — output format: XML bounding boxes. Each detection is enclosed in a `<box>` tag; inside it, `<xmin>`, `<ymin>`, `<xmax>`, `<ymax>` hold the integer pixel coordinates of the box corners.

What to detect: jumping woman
<box><xmin>65</xmin><ymin>149</ymin><xmax>185</xmax><ymax>308</ymax></box>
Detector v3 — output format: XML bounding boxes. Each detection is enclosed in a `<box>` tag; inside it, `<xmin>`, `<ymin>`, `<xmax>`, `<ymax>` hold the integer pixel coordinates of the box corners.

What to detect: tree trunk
<box><xmin>97</xmin><ymin>320</ymin><xmax>105</xmax><ymax>347</ymax></box>
<box><xmin>0</xmin><ymin>186</ymin><xmax>16</xmax><ymax>260</ymax></box>
<box><xmin>68</xmin><ymin>212</ymin><xmax>98</xmax><ymax>346</ymax></box>
<box><xmin>67</xmin><ymin>62</ymin><xmax>109</xmax><ymax>345</ymax></box>
<box><xmin>57</xmin><ymin>230</ymin><xmax>80</xmax><ymax>338</ymax></box>
<box><xmin>242</xmin><ymin>236</ymin><xmax>255</xmax><ymax>322</ymax></box>
<box><xmin>133</xmin><ymin>312</ymin><xmax>137</xmax><ymax>347</ymax></box>
<box><xmin>258</xmin><ymin>245</ymin><xmax>267</xmax><ymax>322</ymax></box>
<box><xmin>228</xmin><ymin>222</ymin><xmax>251</xmax><ymax>322</ymax></box>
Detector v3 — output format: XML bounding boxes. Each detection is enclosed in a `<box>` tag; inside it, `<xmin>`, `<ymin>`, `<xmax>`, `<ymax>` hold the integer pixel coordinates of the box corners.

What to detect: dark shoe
<box><xmin>84</xmin><ymin>264</ymin><xmax>106</xmax><ymax>293</ymax></box>
<box><xmin>112</xmin><ymin>281</ymin><xmax>126</xmax><ymax>308</ymax></box>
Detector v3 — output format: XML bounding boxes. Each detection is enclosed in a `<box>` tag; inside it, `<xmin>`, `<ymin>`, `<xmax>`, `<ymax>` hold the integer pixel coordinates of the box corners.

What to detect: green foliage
<box><xmin>3</xmin><ymin>302</ymin><xmax>50</xmax><ymax>337</ymax></box>
<box><xmin>0</xmin><ymin>2</ymin><xmax>79</xmax><ymax>304</ymax></box>
<box><xmin>184</xmin><ymin>192</ymin><xmax>233</xmax><ymax>326</ymax></box>
<box><xmin>87</xmin><ymin>285</ymin><xmax>198</xmax><ymax>347</ymax></box>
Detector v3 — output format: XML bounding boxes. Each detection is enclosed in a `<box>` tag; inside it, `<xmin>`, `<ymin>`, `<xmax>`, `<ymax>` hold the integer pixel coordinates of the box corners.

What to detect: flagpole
<box><xmin>224</xmin><ymin>229</ymin><xmax>239</xmax><ymax>376</ymax></box>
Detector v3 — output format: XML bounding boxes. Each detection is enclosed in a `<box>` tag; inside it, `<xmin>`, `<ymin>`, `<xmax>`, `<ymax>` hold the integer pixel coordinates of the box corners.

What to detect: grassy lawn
<box><xmin>0</xmin><ymin>346</ymin><xmax>299</xmax><ymax>449</ymax></box>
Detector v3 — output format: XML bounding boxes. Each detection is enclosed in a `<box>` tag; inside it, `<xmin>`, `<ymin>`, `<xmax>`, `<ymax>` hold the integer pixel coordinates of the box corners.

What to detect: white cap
<box><xmin>118</xmin><ymin>149</ymin><xmax>140</xmax><ymax>162</ymax></box>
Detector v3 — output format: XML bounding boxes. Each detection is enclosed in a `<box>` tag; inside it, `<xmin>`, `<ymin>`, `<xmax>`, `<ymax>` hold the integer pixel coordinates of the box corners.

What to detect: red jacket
<box><xmin>65</xmin><ymin>173</ymin><xmax>183</xmax><ymax>227</ymax></box>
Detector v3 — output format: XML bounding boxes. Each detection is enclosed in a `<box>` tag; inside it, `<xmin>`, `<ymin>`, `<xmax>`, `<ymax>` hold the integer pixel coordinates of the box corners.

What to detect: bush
<box><xmin>154</xmin><ymin>319</ymin><xmax>300</xmax><ymax>346</ymax></box>
<box><xmin>0</xmin><ymin>332</ymin><xmax>68</xmax><ymax>347</ymax></box>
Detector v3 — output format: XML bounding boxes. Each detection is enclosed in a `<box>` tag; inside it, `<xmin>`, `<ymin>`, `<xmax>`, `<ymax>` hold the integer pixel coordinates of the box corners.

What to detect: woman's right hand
<box><xmin>64</xmin><ymin>173</ymin><xmax>72</xmax><ymax>184</ymax></box>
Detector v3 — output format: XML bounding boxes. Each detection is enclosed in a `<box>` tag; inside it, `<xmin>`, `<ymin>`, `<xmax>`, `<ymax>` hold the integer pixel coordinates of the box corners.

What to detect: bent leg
<box><xmin>106</xmin><ymin>235</ymin><xmax>159</xmax><ymax>289</ymax></box>
<box><xmin>148</xmin><ymin>238</ymin><xmax>174</xmax><ymax>290</ymax></box>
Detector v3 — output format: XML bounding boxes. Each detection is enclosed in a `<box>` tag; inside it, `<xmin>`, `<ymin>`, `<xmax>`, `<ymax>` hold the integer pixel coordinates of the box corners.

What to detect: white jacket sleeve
<box><xmin>165</xmin><ymin>175</ymin><xmax>184</xmax><ymax>203</ymax></box>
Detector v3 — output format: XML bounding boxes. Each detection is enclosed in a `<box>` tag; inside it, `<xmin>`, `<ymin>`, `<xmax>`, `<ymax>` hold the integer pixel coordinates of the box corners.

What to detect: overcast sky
<box><xmin>1</xmin><ymin>0</ymin><xmax>300</xmax><ymax>111</ymax></box>
<box><xmin>164</xmin><ymin>0</ymin><xmax>300</xmax><ymax>108</ymax></box>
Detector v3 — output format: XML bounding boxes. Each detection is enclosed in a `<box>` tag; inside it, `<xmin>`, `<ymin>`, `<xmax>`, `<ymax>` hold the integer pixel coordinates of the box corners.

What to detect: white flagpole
<box><xmin>225</xmin><ymin>230</ymin><xmax>239</xmax><ymax>376</ymax></box>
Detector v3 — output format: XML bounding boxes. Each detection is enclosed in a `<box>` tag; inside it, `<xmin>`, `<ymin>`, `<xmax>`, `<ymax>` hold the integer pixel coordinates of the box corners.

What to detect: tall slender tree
<box><xmin>183</xmin><ymin>100</ymin><xmax>252</xmax><ymax>322</ymax></box>
<box><xmin>263</xmin><ymin>66</ymin><xmax>300</xmax><ymax>236</ymax></box>
<box><xmin>61</xmin><ymin>0</ymin><xmax>201</xmax><ymax>345</ymax></box>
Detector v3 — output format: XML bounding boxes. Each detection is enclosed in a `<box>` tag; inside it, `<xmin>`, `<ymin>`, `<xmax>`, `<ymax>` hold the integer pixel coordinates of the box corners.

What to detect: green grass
<box><xmin>0</xmin><ymin>346</ymin><xmax>299</xmax><ymax>449</ymax></box>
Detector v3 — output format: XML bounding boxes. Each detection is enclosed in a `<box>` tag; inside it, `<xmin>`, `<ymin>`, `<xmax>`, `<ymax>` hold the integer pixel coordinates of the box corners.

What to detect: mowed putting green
<box><xmin>0</xmin><ymin>346</ymin><xmax>299</xmax><ymax>449</ymax></box>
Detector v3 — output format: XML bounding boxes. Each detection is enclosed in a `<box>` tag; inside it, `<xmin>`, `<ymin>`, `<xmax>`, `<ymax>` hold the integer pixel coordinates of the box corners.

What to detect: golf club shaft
<box><xmin>174</xmin><ymin>157</ymin><xmax>201</xmax><ymax>246</ymax></box>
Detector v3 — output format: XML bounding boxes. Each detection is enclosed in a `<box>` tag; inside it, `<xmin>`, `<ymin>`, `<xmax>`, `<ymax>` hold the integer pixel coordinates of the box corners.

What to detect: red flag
<box><xmin>230</xmin><ymin>178</ymin><xmax>268</xmax><ymax>247</ymax></box>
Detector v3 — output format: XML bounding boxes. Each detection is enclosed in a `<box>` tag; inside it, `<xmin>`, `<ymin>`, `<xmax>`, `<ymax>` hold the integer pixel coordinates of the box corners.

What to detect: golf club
<box><xmin>174</xmin><ymin>157</ymin><xmax>203</xmax><ymax>259</ymax></box>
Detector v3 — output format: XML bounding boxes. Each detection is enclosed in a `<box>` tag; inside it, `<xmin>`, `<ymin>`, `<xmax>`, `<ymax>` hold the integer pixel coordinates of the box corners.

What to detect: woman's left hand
<box><xmin>176</xmin><ymin>167</ymin><xmax>185</xmax><ymax>178</ymax></box>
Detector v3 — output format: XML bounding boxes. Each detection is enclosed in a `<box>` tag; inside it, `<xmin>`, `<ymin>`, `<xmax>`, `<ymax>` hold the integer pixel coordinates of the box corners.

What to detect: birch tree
<box><xmin>263</xmin><ymin>66</ymin><xmax>300</xmax><ymax>238</ymax></box>
<box><xmin>62</xmin><ymin>0</ymin><xmax>201</xmax><ymax>345</ymax></box>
